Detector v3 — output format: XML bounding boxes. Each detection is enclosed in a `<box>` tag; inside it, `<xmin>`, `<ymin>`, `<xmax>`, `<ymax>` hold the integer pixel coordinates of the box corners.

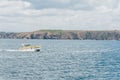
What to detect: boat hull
<box><xmin>19</xmin><ymin>48</ymin><xmax>40</xmax><ymax>52</ymax></box>
<box><xmin>35</xmin><ymin>49</ymin><xmax>40</xmax><ymax>52</ymax></box>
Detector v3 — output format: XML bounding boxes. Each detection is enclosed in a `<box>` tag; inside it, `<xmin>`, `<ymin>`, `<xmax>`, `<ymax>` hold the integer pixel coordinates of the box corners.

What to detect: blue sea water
<box><xmin>0</xmin><ymin>39</ymin><xmax>120</xmax><ymax>80</ymax></box>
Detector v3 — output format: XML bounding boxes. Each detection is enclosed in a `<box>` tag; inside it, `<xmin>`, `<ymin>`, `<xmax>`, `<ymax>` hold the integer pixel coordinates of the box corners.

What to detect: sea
<box><xmin>0</xmin><ymin>39</ymin><xmax>120</xmax><ymax>80</ymax></box>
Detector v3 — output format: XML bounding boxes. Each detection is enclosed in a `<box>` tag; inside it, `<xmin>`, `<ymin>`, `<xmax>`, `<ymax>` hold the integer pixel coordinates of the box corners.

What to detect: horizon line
<box><xmin>1</xmin><ymin>29</ymin><xmax>120</xmax><ymax>33</ymax></box>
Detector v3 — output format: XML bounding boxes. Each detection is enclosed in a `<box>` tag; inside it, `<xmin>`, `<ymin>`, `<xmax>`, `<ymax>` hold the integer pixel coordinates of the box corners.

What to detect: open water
<box><xmin>0</xmin><ymin>39</ymin><xmax>120</xmax><ymax>80</ymax></box>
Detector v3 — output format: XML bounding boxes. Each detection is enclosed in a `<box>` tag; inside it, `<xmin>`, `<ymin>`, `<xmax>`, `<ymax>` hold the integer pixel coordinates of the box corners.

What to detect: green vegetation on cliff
<box><xmin>0</xmin><ymin>30</ymin><xmax>120</xmax><ymax>40</ymax></box>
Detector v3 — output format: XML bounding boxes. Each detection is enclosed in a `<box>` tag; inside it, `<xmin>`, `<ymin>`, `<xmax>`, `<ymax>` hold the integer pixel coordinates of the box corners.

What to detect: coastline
<box><xmin>0</xmin><ymin>30</ymin><xmax>120</xmax><ymax>40</ymax></box>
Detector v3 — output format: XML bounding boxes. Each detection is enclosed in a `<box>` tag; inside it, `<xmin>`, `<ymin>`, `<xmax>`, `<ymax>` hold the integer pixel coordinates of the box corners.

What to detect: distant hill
<box><xmin>1</xmin><ymin>30</ymin><xmax>120</xmax><ymax>40</ymax></box>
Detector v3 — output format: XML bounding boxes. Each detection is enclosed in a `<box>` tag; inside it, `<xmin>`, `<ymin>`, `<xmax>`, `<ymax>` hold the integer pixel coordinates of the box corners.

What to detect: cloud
<box><xmin>0</xmin><ymin>0</ymin><xmax>120</xmax><ymax>32</ymax></box>
<box><xmin>52</xmin><ymin>0</ymin><xmax>71</xmax><ymax>3</ymax></box>
<box><xmin>0</xmin><ymin>0</ymin><xmax>31</xmax><ymax>16</ymax></box>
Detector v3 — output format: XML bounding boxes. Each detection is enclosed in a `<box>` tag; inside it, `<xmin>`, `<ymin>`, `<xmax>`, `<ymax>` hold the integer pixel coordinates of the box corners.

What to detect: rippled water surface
<box><xmin>0</xmin><ymin>39</ymin><xmax>120</xmax><ymax>80</ymax></box>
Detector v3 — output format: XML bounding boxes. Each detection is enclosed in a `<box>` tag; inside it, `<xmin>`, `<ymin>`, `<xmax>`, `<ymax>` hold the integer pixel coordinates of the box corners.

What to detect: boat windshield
<box><xmin>22</xmin><ymin>44</ymin><xmax>31</xmax><ymax>46</ymax></box>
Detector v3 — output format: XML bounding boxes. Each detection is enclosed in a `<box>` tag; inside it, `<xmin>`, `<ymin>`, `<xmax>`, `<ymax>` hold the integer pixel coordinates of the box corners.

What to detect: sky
<box><xmin>0</xmin><ymin>0</ymin><xmax>120</xmax><ymax>32</ymax></box>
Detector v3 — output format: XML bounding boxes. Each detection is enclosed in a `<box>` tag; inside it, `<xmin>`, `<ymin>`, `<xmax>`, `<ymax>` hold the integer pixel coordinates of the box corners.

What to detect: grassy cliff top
<box><xmin>35</xmin><ymin>30</ymin><xmax>63</xmax><ymax>33</ymax></box>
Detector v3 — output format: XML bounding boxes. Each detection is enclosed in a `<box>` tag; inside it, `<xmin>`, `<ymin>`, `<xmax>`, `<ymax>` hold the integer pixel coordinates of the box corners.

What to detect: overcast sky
<box><xmin>0</xmin><ymin>0</ymin><xmax>120</xmax><ymax>32</ymax></box>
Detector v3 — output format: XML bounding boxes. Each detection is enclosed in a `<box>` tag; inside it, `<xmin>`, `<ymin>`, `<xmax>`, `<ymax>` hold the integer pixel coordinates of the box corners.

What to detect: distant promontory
<box><xmin>1</xmin><ymin>30</ymin><xmax>120</xmax><ymax>40</ymax></box>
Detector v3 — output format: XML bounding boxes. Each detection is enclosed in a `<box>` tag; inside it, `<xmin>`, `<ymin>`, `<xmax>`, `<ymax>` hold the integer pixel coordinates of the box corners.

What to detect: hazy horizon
<box><xmin>0</xmin><ymin>29</ymin><xmax>120</xmax><ymax>33</ymax></box>
<box><xmin>0</xmin><ymin>0</ymin><xmax>120</xmax><ymax>32</ymax></box>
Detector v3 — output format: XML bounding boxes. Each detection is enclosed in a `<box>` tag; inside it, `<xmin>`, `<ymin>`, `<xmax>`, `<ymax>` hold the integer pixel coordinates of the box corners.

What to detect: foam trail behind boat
<box><xmin>0</xmin><ymin>49</ymin><xmax>35</xmax><ymax>52</ymax></box>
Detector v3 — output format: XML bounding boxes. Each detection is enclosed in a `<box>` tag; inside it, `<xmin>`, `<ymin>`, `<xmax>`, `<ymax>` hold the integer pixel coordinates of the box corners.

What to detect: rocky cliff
<box><xmin>1</xmin><ymin>30</ymin><xmax>120</xmax><ymax>40</ymax></box>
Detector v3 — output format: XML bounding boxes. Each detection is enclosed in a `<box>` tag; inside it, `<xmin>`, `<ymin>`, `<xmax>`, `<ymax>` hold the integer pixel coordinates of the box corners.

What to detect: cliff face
<box><xmin>1</xmin><ymin>30</ymin><xmax>120</xmax><ymax>40</ymax></box>
<box><xmin>0</xmin><ymin>32</ymin><xmax>16</xmax><ymax>39</ymax></box>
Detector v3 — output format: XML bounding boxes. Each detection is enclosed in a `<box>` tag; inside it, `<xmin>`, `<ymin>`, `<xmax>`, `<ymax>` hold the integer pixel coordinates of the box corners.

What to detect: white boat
<box><xmin>19</xmin><ymin>44</ymin><xmax>40</xmax><ymax>52</ymax></box>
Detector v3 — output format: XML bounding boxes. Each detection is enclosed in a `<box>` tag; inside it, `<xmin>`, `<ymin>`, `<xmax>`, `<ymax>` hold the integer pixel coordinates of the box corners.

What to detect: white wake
<box><xmin>0</xmin><ymin>49</ymin><xmax>35</xmax><ymax>52</ymax></box>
